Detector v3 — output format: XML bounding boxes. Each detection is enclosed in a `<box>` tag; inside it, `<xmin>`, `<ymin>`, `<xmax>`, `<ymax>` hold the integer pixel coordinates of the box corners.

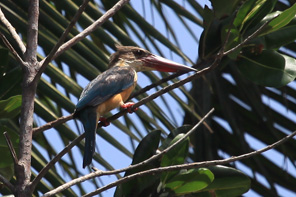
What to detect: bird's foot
<box><xmin>99</xmin><ymin>117</ymin><xmax>110</xmax><ymax>127</ymax></box>
<box><xmin>120</xmin><ymin>102</ymin><xmax>138</xmax><ymax>114</ymax></box>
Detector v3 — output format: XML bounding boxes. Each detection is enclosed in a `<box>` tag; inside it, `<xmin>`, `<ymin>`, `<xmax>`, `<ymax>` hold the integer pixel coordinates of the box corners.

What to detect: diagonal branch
<box><xmin>4</xmin><ymin>131</ymin><xmax>18</xmax><ymax>165</ymax></box>
<box><xmin>46</xmin><ymin>0</ymin><xmax>130</xmax><ymax>62</ymax></box>
<box><xmin>33</xmin><ymin>113</ymin><xmax>74</xmax><ymax>135</ymax></box>
<box><xmin>37</xmin><ymin>0</ymin><xmax>91</xmax><ymax>78</ymax></box>
<box><xmin>30</xmin><ymin>133</ymin><xmax>85</xmax><ymax>191</ymax></box>
<box><xmin>0</xmin><ymin>7</ymin><xmax>26</xmax><ymax>54</ymax></box>
<box><xmin>0</xmin><ymin>174</ymin><xmax>14</xmax><ymax>193</ymax></box>
<box><xmin>42</xmin><ymin>108</ymin><xmax>214</xmax><ymax>196</ymax></box>
<box><xmin>0</xmin><ymin>32</ymin><xmax>27</xmax><ymax>67</ymax></box>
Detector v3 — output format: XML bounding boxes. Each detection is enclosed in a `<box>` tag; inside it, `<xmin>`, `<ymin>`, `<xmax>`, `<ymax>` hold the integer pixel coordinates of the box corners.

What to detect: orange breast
<box><xmin>96</xmin><ymin>72</ymin><xmax>137</xmax><ymax>116</ymax></box>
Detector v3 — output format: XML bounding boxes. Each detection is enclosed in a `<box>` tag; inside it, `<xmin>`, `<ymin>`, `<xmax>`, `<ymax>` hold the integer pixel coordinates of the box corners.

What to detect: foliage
<box><xmin>0</xmin><ymin>0</ymin><xmax>296</xmax><ymax>196</ymax></box>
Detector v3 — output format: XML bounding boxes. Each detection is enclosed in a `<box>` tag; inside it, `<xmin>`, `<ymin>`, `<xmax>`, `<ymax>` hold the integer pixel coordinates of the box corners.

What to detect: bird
<box><xmin>74</xmin><ymin>45</ymin><xmax>196</xmax><ymax>168</ymax></box>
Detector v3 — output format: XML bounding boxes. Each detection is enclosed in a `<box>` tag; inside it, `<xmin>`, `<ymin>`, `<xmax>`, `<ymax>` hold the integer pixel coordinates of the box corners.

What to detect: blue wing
<box><xmin>76</xmin><ymin>66</ymin><xmax>136</xmax><ymax>111</ymax></box>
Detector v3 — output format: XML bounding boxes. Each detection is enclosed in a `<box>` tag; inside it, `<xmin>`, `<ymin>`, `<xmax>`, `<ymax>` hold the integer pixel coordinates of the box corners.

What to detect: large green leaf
<box><xmin>198</xmin><ymin>165</ymin><xmax>251</xmax><ymax>196</ymax></box>
<box><xmin>261</xmin><ymin>3</ymin><xmax>296</xmax><ymax>35</ymax></box>
<box><xmin>238</xmin><ymin>50</ymin><xmax>296</xmax><ymax>87</ymax></box>
<box><xmin>164</xmin><ymin>168</ymin><xmax>214</xmax><ymax>195</ymax></box>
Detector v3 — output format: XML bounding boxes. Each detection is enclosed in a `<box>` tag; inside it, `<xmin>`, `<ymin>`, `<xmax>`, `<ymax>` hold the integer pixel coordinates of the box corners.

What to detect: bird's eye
<box><xmin>135</xmin><ymin>50</ymin><xmax>144</xmax><ymax>56</ymax></box>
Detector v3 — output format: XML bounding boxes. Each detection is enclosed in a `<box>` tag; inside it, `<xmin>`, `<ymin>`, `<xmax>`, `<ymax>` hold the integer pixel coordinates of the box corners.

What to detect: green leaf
<box><xmin>0</xmin><ymin>95</ymin><xmax>22</xmax><ymax>119</ymax></box>
<box><xmin>164</xmin><ymin>168</ymin><xmax>214</xmax><ymax>195</ymax></box>
<box><xmin>161</xmin><ymin>133</ymin><xmax>189</xmax><ymax>183</ymax></box>
<box><xmin>131</xmin><ymin>130</ymin><xmax>161</xmax><ymax>165</ymax></box>
<box><xmin>198</xmin><ymin>165</ymin><xmax>251</xmax><ymax>196</ymax></box>
<box><xmin>264</xmin><ymin>24</ymin><xmax>296</xmax><ymax>49</ymax></box>
<box><xmin>237</xmin><ymin>50</ymin><xmax>296</xmax><ymax>87</ymax></box>
<box><xmin>240</xmin><ymin>0</ymin><xmax>277</xmax><ymax>33</ymax></box>
<box><xmin>261</xmin><ymin>3</ymin><xmax>296</xmax><ymax>35</ymax></box>
<box><xmin>233</xmin><ymin>0</ymin><xmax>257</xmax><ymax>28</ymax></box>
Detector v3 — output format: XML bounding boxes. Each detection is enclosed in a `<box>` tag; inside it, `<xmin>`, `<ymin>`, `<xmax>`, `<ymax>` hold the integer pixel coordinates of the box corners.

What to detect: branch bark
<box><xmin>15</xmin><ymin>0</ymin><xmax>39</xmax><ymax>196</ymax></box>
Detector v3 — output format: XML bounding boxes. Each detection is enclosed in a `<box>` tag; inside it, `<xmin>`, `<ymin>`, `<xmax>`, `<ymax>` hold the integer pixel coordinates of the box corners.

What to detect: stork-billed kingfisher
<box><xmin>74</xmin><ymin>45</ymin><xmax>196</xmax><ymax>168</ymax></box>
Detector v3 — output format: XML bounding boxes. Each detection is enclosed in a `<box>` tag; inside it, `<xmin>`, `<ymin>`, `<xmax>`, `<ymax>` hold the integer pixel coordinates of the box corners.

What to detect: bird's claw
<box><xmin>121</xmin><ymin>102</ymin><xmax>138</xmax><ymax>114</ymax></box>
<box><xmin>99</xmin><ymin>117</ymin><xmax>110</xmax><ymax>127</ymax></box>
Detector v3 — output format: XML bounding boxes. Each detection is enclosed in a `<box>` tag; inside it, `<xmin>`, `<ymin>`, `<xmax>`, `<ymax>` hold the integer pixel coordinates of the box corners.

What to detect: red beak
<box><xmin>141</xmin><ymin>54</ymin><xmax>196</xmax><ymax>72</ymax></box>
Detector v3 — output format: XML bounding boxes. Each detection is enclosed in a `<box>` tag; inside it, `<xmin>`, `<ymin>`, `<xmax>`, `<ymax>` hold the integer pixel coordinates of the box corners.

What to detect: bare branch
<box><xmin>38</xmin><ymin>0</ymin><xmax>91</xmax><ymax>77</ymax></box>
<box><xmin>0</xmin><ymin>32</ymin><xmax>27</xmax><ymax>67</ymax></box>
<box><xmin>16</xmin><ymin>1</ymin><xmax>40</xmax><ymax>195</ymax></box>
<box><xmin>32</xmin><ymin>113</ymin><xmax>74</xmax><ymax>135</ymax></box>
<box><xmin>4</xmin><ymin>131</ymin><xmax>18</xmax><ymax>165</ymax></box>
<box><xmin>85</xmin><ymin>129</ymin><xmax>296</xmax><ymax>196</ymax></box>
<box><xmin>30</xmin><ymin>134</ymin><xmax>85</xmax><ymax>191</ymax></box>
<box><xmin>48</xmin><ymin>0</ymin><xmax>130</xmax><ymax>61</ymax></box>
<box><xmin>42</xmin><ymin>108</ymin><xmax>214</xmax><ymax>196</ymax></box>
<box><xmin>0</xmin><ymin>173</ymin><xmax>14</xmax><ymax>193</ymax></box>
<box><xmin>24</xmin><ymin>0</ymin><xmax>39</xmax><ymax>62</ymax></box>
<box><xmin>0</xmin><ymin>7</ymin><xmax>26</xmax><ymax>53</ymax></box>
<box><xmin>223</xmin><ymin>21</ymin><xmax>269</xmax><ymax>56</ymax></box>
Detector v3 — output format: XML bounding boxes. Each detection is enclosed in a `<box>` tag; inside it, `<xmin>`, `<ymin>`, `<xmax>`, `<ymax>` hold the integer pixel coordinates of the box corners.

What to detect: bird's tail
<box><xmin>76</xmin><ymin>108</ymin><xmax>98</xmax><ymax>168</ymax></box>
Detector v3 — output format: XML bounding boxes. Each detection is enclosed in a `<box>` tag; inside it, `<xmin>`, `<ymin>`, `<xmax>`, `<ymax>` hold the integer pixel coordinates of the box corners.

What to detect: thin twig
<box><xmin>42</xmin><ymin>108</ymin><xmax>214</xmax><ymax>196</ymax></box>
<box><xmin>3</xmin><ymin>131</ymin><xmax>18</xmax><ymax>165</ymax></box>
<box><xmin>0</xmin><ymin>7</ymin><xmax>26</xmax><ymax>53</ymax></box>
<box><xmin>49</xmin><ymin>0</ymin><xmax>130</xmax><ymax>61</ymax></box>
<box><xmin>85</xmin><ymin>129</ymin><xmax>296</xmax><ymax>196</ymax></box>
<box><xmin>30</xmin><ymin>134</ymin><xmax>85</xmax><ymax>191</ymax></box>
<box><xmin>0</xmin><ymin>174</ymin><xmax>14</xmax><ymax>193</ymax></box>
<box><xmin>38</xmin><ymin>0</ymin><xmax>91</xmax><ymax>77</ymax></box>
<box><xmin>223</xmin><ymin>21</ymin><xmax>269</xmax><ymax>56</ymax></box>
<box><xmin>0</xmin><ymin>32</ymin><xmax>27</xmax><ymax>67</ymax></box>
<box><xmin>33</xmin><ymin>113</ymin><xmax>74</xmax><ymax>135</ymax></box>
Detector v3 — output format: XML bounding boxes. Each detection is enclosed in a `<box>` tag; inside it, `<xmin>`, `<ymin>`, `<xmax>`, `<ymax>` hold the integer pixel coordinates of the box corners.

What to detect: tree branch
<box><xmin>48</xmin><ymin>0</ymin><xmax>130</xmax><ymax>61</ymax></box>
<box><xmin>30</xmin><ymin>134</ymin><xmax>85</xmax><ymax>191</ymax></box>
<box><xmin>37</xmin><ymin>0</ymin><xmax>91</xmax><ymax>78</ymax></box>
<box><xmin>32</xmin><ymin>113</ymin><xmax>74</xmax><ymax>135</ymax></box>
<box><xmin>85</xmin><ymin>129</ymin><xmax>296</xmax><ymax>196</ymax></box>
<box><xmin>0</xmin><ymin>173</ymin><xmax>14</xmax><ymax>193</ymax></box>
<box><xmin>24</xmin><ymin>0</ymin><xmax>39</xmax><ymax>63</ymax></box>
<box><xmin>4</xmin><ymin>131</ymin><xmax>18</xmax><ymax>165</ymax></box>
<box><xmin>0</xmin><ymin>7</ymin><xmax>26</xmax><ymax>54</ymax></box>
<box><xmin>0</xmin><ymin>32</ymin><xmax>27</xmax><ymax>67</ymax></box>
<box><xmin>42</xmin><ymin>108</ymin><xmax>214</xmax><ymax>196</ymax></box>
<box><xmin>16</xmin><ymin>0</ymin><xmax>39</xmax><ymax>196</ymax></box>
<box><xmin>223</xmin><ymin>21</ymin><xmax>269</xmax><ymax>56</ymax></box>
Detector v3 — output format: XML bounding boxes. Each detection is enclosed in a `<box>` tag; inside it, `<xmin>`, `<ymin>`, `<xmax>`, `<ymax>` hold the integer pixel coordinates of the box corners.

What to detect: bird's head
<box><xmin>109</xmin><ymin>45</ymin><xmax>196</xmax><ymax>72</ymax></box>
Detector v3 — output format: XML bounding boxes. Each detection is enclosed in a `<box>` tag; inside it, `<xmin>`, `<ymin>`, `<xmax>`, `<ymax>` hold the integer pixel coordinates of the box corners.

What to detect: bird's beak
<box><xmin>141</xmin><ymin>54</ymin><xmax>197</xmax><ymax>72</ymax></box>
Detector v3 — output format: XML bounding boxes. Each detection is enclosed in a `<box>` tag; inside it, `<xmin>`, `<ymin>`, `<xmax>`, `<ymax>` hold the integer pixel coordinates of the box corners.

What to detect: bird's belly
<box><xmin>96</xmin><ymin>84</ymin><xmax>135</xmax><ymax>115</ymax></box>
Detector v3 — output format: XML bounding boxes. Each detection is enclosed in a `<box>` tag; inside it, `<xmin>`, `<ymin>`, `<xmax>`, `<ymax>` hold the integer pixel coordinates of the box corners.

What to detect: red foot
<box><xmin>99</xmin><ymin>117</ymin><xmax>110</xmax><ymax>127</ymax></box>
<box><xmin>120</xmin><ymin>102</ymin><xmax>138</xmax><ymax>114</ymax></box>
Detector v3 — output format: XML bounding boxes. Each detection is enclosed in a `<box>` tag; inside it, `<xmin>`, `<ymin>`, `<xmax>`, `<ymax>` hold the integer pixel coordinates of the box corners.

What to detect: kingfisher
<box><xmin>74</xmin><ymin>45</ymin><xmax>196</xmax><ymax>168</ymax></box>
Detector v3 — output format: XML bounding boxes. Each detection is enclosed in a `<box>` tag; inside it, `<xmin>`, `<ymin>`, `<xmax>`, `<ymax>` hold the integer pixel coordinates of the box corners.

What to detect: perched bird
<box><xmin>74</xmin><ymin>45</ymin><xmax>196</xmax><ymax>168</ymax></box>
